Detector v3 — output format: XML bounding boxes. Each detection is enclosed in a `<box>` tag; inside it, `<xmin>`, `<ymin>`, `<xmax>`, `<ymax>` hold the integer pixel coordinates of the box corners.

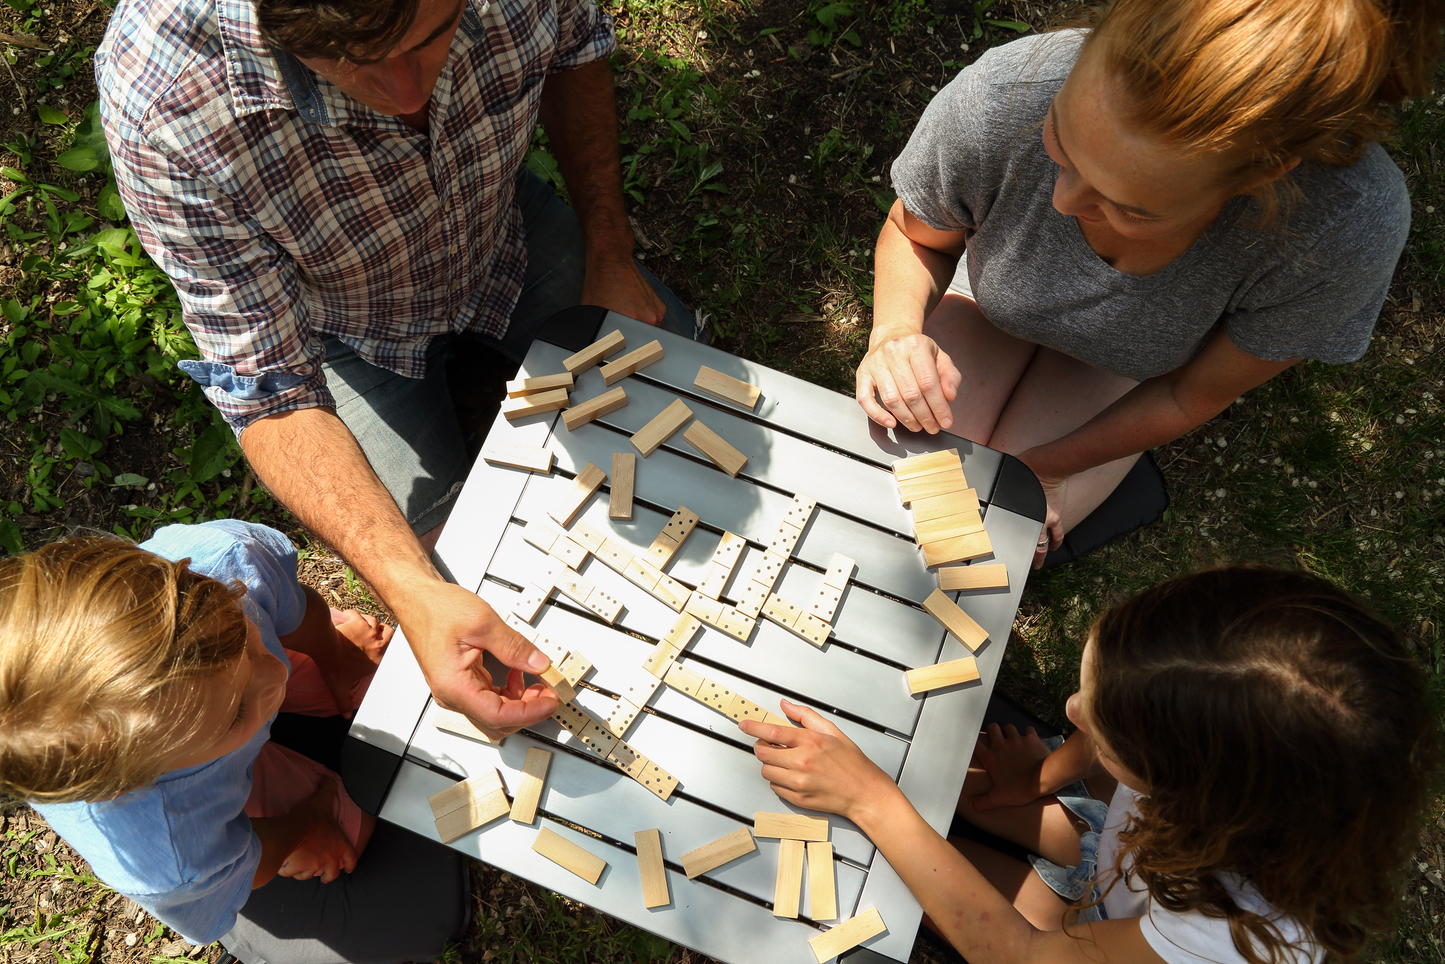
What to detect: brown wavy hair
<box><xmin>1077</xmin><ymin>0</ymin><xmax>1445</xmax><ymax>218</ymax></box>
<box><xmin>1088</xmin><ymin>566</ymin><xmax>1437</xmax><ymax>964</ymax></box>
<box><xmin>0</xmin><ymin>537</ymin><xmax>249</xmax><ymax>803</ymax></box>
<box><xmin>257</xmin><ymin>0</ymin><xmax>425</xmax><ymax>64</ymax></box>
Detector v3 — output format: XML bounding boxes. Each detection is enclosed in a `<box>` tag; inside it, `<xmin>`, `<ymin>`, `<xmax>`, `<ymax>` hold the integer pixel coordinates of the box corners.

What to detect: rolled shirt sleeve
<box><xmin>549</xmin><ymin>0</ymin><xmax>616</xmax><ymax>72</ymax></box>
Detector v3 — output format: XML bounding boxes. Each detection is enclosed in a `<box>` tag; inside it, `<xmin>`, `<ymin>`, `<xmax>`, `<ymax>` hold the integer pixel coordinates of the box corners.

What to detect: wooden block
<box><xmin>662</xmin><ymin>612</ymin><xmax>704</xmax><ymax>649</ymax></box>
<box><xmin>680</xmin><ymin>827</ymin><xmax>756</xmax><ymax>878</ymax></box>
<box><xmin>635</xmin><ymin>829</ymin><xmax>670</xmax><ymax>908</ymax></box>
<box><xmin>600</xmin><ymin>339</ymin><xmax>665</xmax><ymax>385</ymax></box>
<box><xmin>694</xmin><ymin>365</ymin><xmax>761</xmax><ymax>410</ymax></box>
<box><xmin>504</xmin><ymin>612</ymin><xmax>538</xmax><ymax>640</ymax></box>
<box><xmin>754</xmin><ymin>812</ymin><xmax>830</xmax><ymax>841</ymax></box>
<box><xmin>695</xmin><ymin>677</ymin><xmax>736</xmax><ymax>713</ymax></box>
<box><xmin>531</xmin><ymin>634</ymin><xmax>570</xmax><ymax>665</ymax></box>
<box><xmin>532</xmin><ymin>826</ymin><xmax>607</xmax><ymax>885</ymax></box>
<box><xmin>808</xmin><ymin>842</ymin><xmax>837</xmax><ymax>920</ymax></box>
<box><xmin>509</xmin><ymin>747</ymin><xmax>552</xmax><ymax>824</ymax></box>
<box><xmin>481</xmin><ymin>440</ymin><xmax>554</xmax><ymax>473</ymax></box>
<box><xmin>428</xmin><ymin>769</ymin><xmax>504</xmax><ymax>819</ymax></box>
<box><xmin>938</xmin><ymin>562</ymin><xmax>1009</xmax><ymax>591</ymax></box>
<box><xmin>512</xmin><ymin>583</ymin><xmax>550</xmax><ymax>622</ymax></box>
<box><xmin>633</xmin><ymin>759</ymin><xmax>679</xmax><ymax>800</ymax></box>
<box><xmin>603</xmin><ymin>697</ymin><xmax>642</xmax><ymax>738</ymax></box>
<box><xmin>715</xmin><ymin>607</ymin><xmax>756</xmax><ymax>642</ymax></box>
<box><xmin>562</xmin><ymin>385</ymin><xmax>628</xmax><ymax>431</ymax></box>
<box><xmin>643</xmin><ymin>639</ymin><xmax>685</xmax><ymax>679</ymax></box>
<box><xmin>769</xmin><ymin>521</ymin><xmax>803</xmax><ymax>557</ymax></box>
<box><xmin>506</xmin><ymin>371</ymin><xmax>574</xmax><ymax>397</ymax></box>
<box><xmin>891</xmin><ymin>448</ymin><xmax>962</xmax><ymax>481</ymax></box>
<box><xmin>551</xmin><ymin>700</ymin><xmax>589</xmax><ymax>733</ymax></box>
<box><xmin>809</xmin><ymin>907</ymin><xmax>886</xmax><ymax>962</ymax></box>
<box><xmin>762</xmin><ymin>711</ymin><xmax>797</xmax><ymax>728</ymax></box>
<box><xmin>909</xmin><ymin>488</ymin><xmax>980</xmax><ymax>523</ymax></box>
<box><xmin>783</xmin><ymin>495</ymin><xmax>817</xmax><ymax>530</ymax></box>
<box><xmin>651</xmin><ymin>573</ymin><xmax>691</xmax><ymax>611</ymax></box>
<box><xmin>733</xmin><ymin>579</ymin><xmax>771</xmax><ymax>619</ymax></box>
<box><xmin>683</xmin><ymin>421</ymin><xmax>748</xmax><ymax>477</ymax></box>
<box><xmin>906</xmin><ymin>656</ymin><xmax>981</xmax><ymax>695</ymax></box>
<box><xmin>912</xmin><ymin>510</ymin><xmax>985</xmax><ymax>544</ymax></box>
<box><xmin>552</xmin><ymin>568</ymin><xmax>595</xmax><ymax>607</ymax></box>
<box><xmin>810</xmin><ymin>583</ymin><xmax>843</xmax><ymax>622</ymax></box>
<box><xmin>582</xmin><ymin>585</ymin><xmax>623</xmax><ymax>624</ymax></box>
<box><xmin>685</xmin><ymin>591</ymin><xmax>727</xmax><ymax>625</ymax></box>
<box><xmin>696</xmin><ymin>561</ymin><xmax>734</xmax><ymax>600</ymax></box>
<box><xmin>762</xmin><ymin>593</ymin><xmax>803</xmax><ymax>628</ymax></box>
<box><xmin>897</xmin><ymin>467</ymin><xmax>968</xmax><ymax>505</ymax></box>
<box><xmin>576</xmin><ymin>718</ymin><xmax>619</xmax><ymax>758</ymax></box>
<box><xmin>630</xmin><ymin>398</ymin><xmax>694</xmax><ymax>457</ymax></box>
<box><xmin>710</xmin><ymin>531</ymin><xmax>748</xmax><ymax>568</ymax></box>
<box><xmin>605</xmin><ymin>738</ymin><xmax>645</xmax><ymax>773</ymax></box>
<box><xmin>774</xmin><ymin>838</ymin><xmax>806</xmax><ymax>919</ymax></box>
<box><xmin>522</xmin><ymin>521</ymin><xmax>563</xmax><ymax>554</ymax></box>
<box><xmin>559</xmin><ymin>652</ymin><xmax>593</xmax><ymax>686</ymax></box>
<box><xmin>921</xmin><ymin>588</ymin><xmax>990</xmax><ymax>652</ymax></box>
<box><xmin>539</xmin><ymin>663</ymin><xmax>577</xmax><ymax>703</ymax></box>
<box><xmin>624</xmin><ymin>556</ymin><xmax>663</xmax><ymax>591</ymax></box>
<box><xmin>660</xmin><ymin>506</ymin><xmax>700</xmax><ymax>545</ymax></box>
<box><xmin>548</xmin><ymin>462</ymin><xmax>607</xmax><ymax>527</ymax></box>
<box><xmin>608</xmin><ymin>452</ymin><xmax>635</xmax><ymax>520</ymax></box>
<box><xmin>750</xmin><ymin>551</ymin><xmax>789</xmax><ymax>591</ymax></box>
<box><xmin>434</xmin><ymin>707</ymin><xmax>507</xmax><ymax>746</ymax></box>
<box><xmin>562</xmin><ymin>329</ymin><xmax>626</xmax><ymax>375</ymax></box>
<box><xmin>790</xmin><ymin>612</ymin><xmax>832</xmax><ymax>648</ymax></box>
<box><xmin>501</xmin><ymin>387</ymin><xmax>570</xmax><ymax>421</ymax></box>
<box><xmin>549</xmin><ymin>537</ymin><xmax>590</xmax><ymax>570</ymax></box>
<box><xmin>597</xmin><ymin>538</ymin><xmax>634</xmax><ymax>572</ymax></box>
<box><xmin>435</xmin><ymin>787</ymin><xmax>511</xmax><ymax>844</ymax></box>
<box><xmin>920</xmin><ymin>529</ymin><xmax>994</xmax><ymax>568</ymax></box>
<box><xmin>725</xmin><ymin>694</ymin><xmax>769</xmax><ymax>725</ymax></box>
<box><xmin>664</xmin><ymin>661</ymin><xmax>705</xmax><ymax>697</ymax></box>
<box><xmin>822</xmin><ymin>552</ymin><xmax>856</xmax><ymax>590</ymax></box>
<box><xmin>614</xmin><ymin>670</ymin><xmax>663</xmax><ymax>706</ymax></box>
<box><xmin>563</xmin><ymin>521</ymin><xmax>604</xmax><ymax>554</ymax></box>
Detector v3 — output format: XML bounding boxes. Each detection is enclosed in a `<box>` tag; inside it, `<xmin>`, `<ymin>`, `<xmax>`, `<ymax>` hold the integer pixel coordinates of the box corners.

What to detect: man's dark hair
<box><xmin>257</xmin><ymin>0</ymin><xmax>423</xmax><ymax>64</ymax></box>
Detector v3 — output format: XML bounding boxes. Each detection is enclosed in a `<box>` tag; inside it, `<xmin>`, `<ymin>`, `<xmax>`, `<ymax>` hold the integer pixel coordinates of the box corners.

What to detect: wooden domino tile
<box><xmin>769</xmin><ymin>522</ymin><xmax>803</xmax><ymax>557</ymax></box>
<box><xmin>921</xmin><ymin>588</ymin><xmax>990</xmax><ymax>652</ymax></box>
<box><xmin>762</xmin><ymin>711</ymin><xmax>797</xmax><ymax>728</ymax></box>
<box><xmin>891</xmin><ymin>448</ymin><xmax>962</xmax><ymax>480</ymax></box>
<box><xmin>505</xmin><ymin>371</ymin><xmax>574</xmax><ymax>397</ymax></box>
<box><xmin>662</xmin><ymin>612</ymin><xmax>704</xmax><ymax>649</ymax></box>
<box><xmin>762</xmin><ymin>593</ymin><xmax>803</xmax><ymax>628</ymax></box>
<box><xmin>605</xmin><ymin>738</ymin><xmax>645</xmax><ymax>773</ymax></box>
<box><xmin>561</xmin><ymin>385</ymin><xmax>628</xmax><ymax>431</ymax></box>
<box><xmin>684</xmin><ymin>591</ymin><xmax>727</xmax><ymax>626</ymax></box>
<box><xmin>509</xmin><ymin>747</ymin><xmax>552</xmax><ymax>824</ymax></box>
<box><xmin>733</xmin><ymin>579</ymin><xmax>771</xmax><ymax>619</ymax></box>
<box><xmin>531</xmin><ymin>634</ymin><xmax>569</xmax><ymax>665</ymax></box>
<box><xmin>660</xmin><ymin>506</ymin><xmax>700</xmax><ymax>545</ymax></box>
<box><xmin>725</xmin><ymin>694</ymin><xmax>769</xmax><ymax>724</ymax></box>
<box><xmin>663</xmin><ymin>661</ymin><xmax>705</xmax><ymax>698</ymax></box>
<box><xmin>696</xmin><ymin>561</ymin><xmax>734</xmax><ymax>599</ymax></box>
<box><xmin>576</xmin><ymin>718</ymin><xmax>619</xmax><ymax>758</ymax></box>
<box><xmin>807</xmin><ymin>841</ymin><xmax>837</xmax><ymax>920</ymax></box>
<box><xmin>651</xmin><ymin>572</ymin><xmax>690</xmax><ymax>611</ymax></box>
<box><xmin>548</xmin><ymin>536</ymin><xmax>589</xmax><ymax>570</ymax></box>
<box><xmin>773</xmin><ymin>837</ymin><xmax>806</xmax><ymax>919</ymax></box>
<box><xmin>551</xmin><ymin>700</ymin><xmax>588</xmax><ymax>733</ymax></box>
<box><xmin>808</xmin><ymin>907</ymin><xmax>886</xmax><ymax>962</ymax></box>
<box><xmin>710</xmin><ymin>530</ymin><xmax>748</xmax><ymax>568</ymax></box>
<box><xmin>511</xmin><ymin>583</ymin><xmax>550</xmax><ymax>622</ymax></box>
<box><xmin>532</xmin><ymin>826</ymin><xmax>607</xmax><ymax>885</ymax></box>
<box><xmin>428</xmin><ymin>769</ymin><xmax>502</xmax><ymax>817</ymax></box>
<box><xmin>429</xmin><ymin>770</ymin><xmax>510</xmax><ymax>844</ymax></box>
<box><xmin>539</xmin><ymin>663</ymin><xmax>578</xmax><ymax>703</ymax></box>
<box><xmin>897</xmin><ymin>467</ymin><xmax>969</xmax><ymax>505</ymax></box>
<box><xmin>912</xmin><ymin>510</ymin><xmax>985</xmax><ymax>545</ymax></box>
<box><xmin>548</xmin><ymin>462</ymin><xmax>607</xmax><ymax>527</ymax></box>
<box><xmin>559</xmin><ymin>652</ymin><xmax>592</xmax><ymax>687</ymax></box>
<box><xmin>783</xmin><ymin>494</ymin><xmax>817</xmax><ymax>529</ymax></box>
<box><xmin>624</xmin><ymin>556</ymin><xmax>663</xmax><ymax>591</ymax></box>
<box><xmin>505</xmin><ymin>612</ymin><xmax>538</xmax><ymax>640</ymax></box>
<box><xmin>791</xmin><ymin>613</ymin><xmax>832</xmax><ymax>648</ymax></box>
<box><xmin>635</xmin><ymin>829</ymin><xmax>670</xmax><ymax>908</ymax></box>
<box><xmin>714</xmin><ymin>607</ymin><xmax>756</xmax><ymax>642</ymax></box>
<box><xmin>568</xmin><ymin>521</ymin><xmax>608</xmax><ymax>554</ymax></box>
<box><xmin>680</xmin><ymin>827</ymin><xmax>756</xmax><ymax>878</ymax></box>
<box><xmin>522</xmin><ymin>521</ymin><xmax>563</xmax><ymax>554</ymax></box>
<box><xmin>481</xmin><ymin>440</ymin><xmax>554</xmax><ymax>473</ymax></box>
<box><xmin>562</xmin><ymin>329</ymin><xmax>626</xmax><ymax>375</ymax></box>
<box><xmin>599</xmin><ymin>339</ymin><xmax>664</xmax><ymax>385</ymax></box>
<box><xmin>753</xmin><ymin>812</ymin><xmax>829</xmax><ymax>841</ymax></box>
<box><xmin>905</xmin><ymin>656</ymin><xmax>981</xmax><ymax>695</ymax></box>
<box><xmin>583</xmin><ymin>586</ymin><xmax>623</xmax><ymax>624</ymax></box>
<box><xmin>631</xmin><ymin>398</ymin><xmax>694</xmax><ymax>457</ymax></box>
<box><xmin>909</xmin><ymin>488</ymin><xmax>980</xmax><ymax>523</ymax></box>
<box><xmin>921</xmin><ymin>529</ymin><xmax>994</xmax><ymax>569</ymax></box>
<box><xmin>695</xmin><ymin>677</ymin><xmax>736</xmax><ymax>713</ymax></box>
<box><xmin>683</xmin><ymin>421</ymin><xmax>748</xmax><ymax>477</ymax></box>
<box><xmin>633</xmin><ymin>760</ymin><xmax>679</xmax><ymax>801</ymax></box>
<box><xmin>433</xmin><ymin>707</ymin><xmax>507</xmax><ymax>745</ymax></box>
<box><xmin>609</xmin><ymin>452</ymin><xmax>635</xmax><ymax>520</ymax></box>
<box><xmin>694</xmin><ymin>365</ymin><xmax>761</xmax><ymax>410</ymax></box>
<box><xmin>643</xmin><ymin>637</ymin><xmax>685</xmax><ymax>679</ymax></box>
<box><xmin>603</xmin><ymin>697</ymin><xmax>642</xmax><ymax>738</ymax></box>
<box><xmin>750</xmin><ymin>551</ymin><xmax>789</xmax><ymax>591</ymax></box>
<box><xmin>614</xmin><ymin>669</ymin><xmax>663</xmax><ymax>706</ymax></box>
<box><xmin>822</xmin><ymin>552</ymin><xmax>855</xmax><ymax>590</ymax></box>
<box><xmin>501</xmin><ymin>387</ymin><xmax>569</xmax><ymax>421</ymax></box>
<box><xmin>936</xmin><ymin>560</ymin><xmax>1006</xmax><ymax>592</ymax></box>
<box><xmin>809</xmin><ymin>583</ymin><xmax>844</xmax><ymax>623</ymax></box>
<box><xmin>597</xmin><ymin>538</ymin><xmax>635</xmax><ymax>572</ymax></box>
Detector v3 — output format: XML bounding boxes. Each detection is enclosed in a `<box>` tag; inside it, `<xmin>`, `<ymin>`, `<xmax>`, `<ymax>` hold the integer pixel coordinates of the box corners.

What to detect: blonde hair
<box><xmin>0</xmin><ymin>537</ymin><xmax>248</xmax><ymax>803</ymax></box>
<box><xmin>1081</xmin><ymin>0</ymin><xmax>1444</xmax><ymax>215</ymax></box>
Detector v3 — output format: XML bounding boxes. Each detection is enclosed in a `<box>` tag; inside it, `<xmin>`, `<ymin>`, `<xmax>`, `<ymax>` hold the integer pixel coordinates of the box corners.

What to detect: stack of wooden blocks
<box><xmin>892</xmin><ymin>449</ymin><xmax>993</xmax><ymax>568</ymax></box>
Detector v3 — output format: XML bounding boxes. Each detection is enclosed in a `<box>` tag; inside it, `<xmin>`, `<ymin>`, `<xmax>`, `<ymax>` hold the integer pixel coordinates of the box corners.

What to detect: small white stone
<box><xmin>870</xmin><ymin>174</ymin><xmax>880</xmax><ymax>182</ymax></box>
<box><xmin>125</xmin><ymin>934</ymin><xmax>138</xmax><ymax>947</ymax></box>
<box><xmin>1428</xmin><ymin>206</ymin><xmax>1436</xmax><ymax>214</ymax></box>
<box><xmin>696</xmin><ymin>30</ymin><xmax>707</xmax><ymax>39</ymax></box>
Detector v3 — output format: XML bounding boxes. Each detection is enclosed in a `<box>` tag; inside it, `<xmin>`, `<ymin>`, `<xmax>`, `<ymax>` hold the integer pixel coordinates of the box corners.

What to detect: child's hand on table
<box><xmin>321</xmin><ymin>610</ymin><xmax>393</xmax><ymax>717</ymax></box>
<box><xmin>741</xmin><ymin>699</ymin><xmax>899</xmax><ymax>822</ymax></box>
<box><xmin>277</xmin><ymin>781</ymin><xmax>358</xmax><ymax>884</ymax></box>
<box><xmin>969</xmin><ymin>723</ymin><xmax>1051</xmax><ymax>811</ymax></box>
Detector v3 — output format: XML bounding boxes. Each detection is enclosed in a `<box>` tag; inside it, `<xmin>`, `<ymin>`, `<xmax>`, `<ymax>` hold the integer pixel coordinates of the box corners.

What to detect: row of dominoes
<box><xmin>891</xmin><ymin>449</ymin><xmax>995</xmax><ymax>568</ymax></box>
<box><xmin>661</xmin><ymin>658</ymin><xmax>794</xmax><ymax>729</ymax></box>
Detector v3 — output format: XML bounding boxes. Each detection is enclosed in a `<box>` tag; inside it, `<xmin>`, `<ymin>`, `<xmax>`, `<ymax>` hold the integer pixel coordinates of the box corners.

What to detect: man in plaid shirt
<box><xmin>97</xmin><ymin>0</ymin><xmax>699</xmax><ymax>742</ymax></box>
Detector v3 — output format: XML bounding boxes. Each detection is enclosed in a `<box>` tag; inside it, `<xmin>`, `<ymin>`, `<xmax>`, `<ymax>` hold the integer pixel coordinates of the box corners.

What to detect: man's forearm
<box><xmin>240</xmin><ymin>407</ymin><xmax>438</xmax><ymax>615</ymax></box>
<box><xmin>538</xmin><ymin>58</ymin><xmax>632</xmax><ymax>258</ymax></box>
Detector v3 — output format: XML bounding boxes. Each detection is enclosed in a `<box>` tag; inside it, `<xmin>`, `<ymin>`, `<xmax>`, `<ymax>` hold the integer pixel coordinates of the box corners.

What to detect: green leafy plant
<box><xmin>970</xmin><ymin>0</ymin><xmax>1029</xmax><ymax>39</ymax></box>
<box><xmin>804</xmin><ymin>0</ymin><xmax>860</xmax><ymax>49</ymax></box>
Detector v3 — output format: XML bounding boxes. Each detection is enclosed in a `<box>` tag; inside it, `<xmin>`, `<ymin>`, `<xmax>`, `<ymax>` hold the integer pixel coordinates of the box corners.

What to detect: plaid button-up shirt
<box><xmin>95</xmin><ymin>0</ymin><xmax>614</xmax><ymax>432</ymax></box>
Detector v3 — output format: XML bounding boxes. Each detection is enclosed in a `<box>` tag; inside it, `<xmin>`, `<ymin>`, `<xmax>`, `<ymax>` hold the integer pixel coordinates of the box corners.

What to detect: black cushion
<box><xmin>1041</xmin><ymin>450</ymin><xmax>1169</xmax><ymax>570</ymax></box>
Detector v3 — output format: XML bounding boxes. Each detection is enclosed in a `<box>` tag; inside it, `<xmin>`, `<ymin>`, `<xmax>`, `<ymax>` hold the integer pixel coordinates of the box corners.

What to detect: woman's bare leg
<box><xmin>956</xmin><ymin>766</ymin><xmax>1087</xmax><ymax>867</ymax></box>
<box><xmin>921</xmin><ymin>293</ymin><xmax>1038</xmax><ymax>445</ymax></box>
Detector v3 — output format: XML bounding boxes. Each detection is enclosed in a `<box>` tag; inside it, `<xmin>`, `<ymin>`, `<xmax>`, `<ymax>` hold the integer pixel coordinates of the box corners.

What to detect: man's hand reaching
<box><xmin>582</xmin><ymin>257</ymin><xmax>666</xmax><ymax>326</ymax></box>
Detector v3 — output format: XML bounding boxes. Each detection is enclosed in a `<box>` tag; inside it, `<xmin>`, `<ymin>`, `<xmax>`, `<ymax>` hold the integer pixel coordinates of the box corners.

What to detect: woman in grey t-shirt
<box><xmin>858</xmin><ymin>0</ymin><xmax>1427</xmax><ymax>567</ymax></box>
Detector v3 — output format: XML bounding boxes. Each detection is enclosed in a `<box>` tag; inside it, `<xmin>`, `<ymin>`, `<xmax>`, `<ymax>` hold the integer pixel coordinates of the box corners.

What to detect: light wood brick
<box><xmin>505</xmin><ymin>371</ymin><xmax>573</xmax><ymax>397</ymax></box>
<box><xmin>891</xmin><ymin>449</ymin><xmax>962</xmax><ymax>480</ymax></box>
<box><xmin>635</xmin><ymin>829</ymin><xmax>670</xmax><ymax>908</ymax></box>
<box><xmin>532</xmin><ymin>826</ymin><xmax>607</xmax><ymax>885</ymax></box>
<box><xmin>897</xmin><ymin>467</ymin><xmax>968</xmax><ymax>505</ymax></box>
<box><xmin>561</xmin><ymin>385</ymin><xmax>627</xmax><ymax>431</ymax></box>
<box><xmin>921</xmin><ymin>588</ymin><xmax>990</xmax><ymax>652</ymax></box>
<box><xmin>568</xmin><ymin>521</ymin><xmax>608</xmax><ymax>554</ymax></box>
<box><xmin>808</xmin><ymin>841</ymin><xmax>837</xmax><ymax>920</ymax></box>
<box><xmin>522</xmin><ymin>521</ymin><xmax>563</xmax><ymax>554</ymax></box>
<box><xmin>600</xmin><ymin>339</ymin><xmax>664</xmax><ymax>385</ymax></box>
<box><xmin>808</xmin><ymin>908</ymin><xmax>886</xmax><ymax>963</ymax></box>
<box><xmin>663</xmin><ymin>661</ymin><xmax>705</xmax><ymax>698</ymax></box>
<box><xmin>501</xmin><ymin>387</ymin><xmax>569</xmax><ymax>421</ymax></box>
<box><xmin>609</xmin><ymin>452</ymin><xmax>635</xmax><ymax>520</ymax></box>
<box><xmin>774</xmin><ymin>838</ymin><xmax>805</xmax><ymax>919</ymax></box>
<box><xmin>603</xmin><ymin>698</ymin><xmax>642</xmax><ymax>738</ymax></box>
<box><xmin>906</xmin><ymin>656</ymin><xmax>981</xmax><ymax>695</ymax></box>
<box><xmin>434</xmin><ymin>787</ymin><xmax>511</xmax><ymax>844</ymax></box>
<box><xmin>810</xmin><ymin>583</ymin><xmax>843</xmax><ymax>622</ymax></box>
<box><xmin>481</xmin><ymin>440</ymin><xmax>554</xmax><ymax>473</ymax></box>
<box><xmin>909</xmin><ymin>488</ymin><xmax>980</xmax><ymax>523</ymax></box>
<box><xmin>822</xmin><ymin>552</ymin><xmax>855</xmax><ymax>590</ymax></box>
<box><xmin>509</xmin><ymin>747</ymin><xmax>551</xmax><ymax>824</ymax></box>
<box><xmin>696</xmin><ymin>561</ymin><xmax>734</xmax><ymax>599</ymax></box>
<box><xmin>762</xmin><ymin>593</ymin><xmax>803</xmax><ymax>628</ymax></box>
<box><xmin>630</xmin><ymin>398</ymin><xmax>694</xmax><ymax>457</ymax></box>
<box><xmin>562</xmin><ymin>329</ymin><xmax>625</xmax><ymax>375</ymax></box>
<box><xmin>559</xmin><ymin>652</ymin><xmax>592</xmax><ymax>686</ymax></box>
<box><xmin>683</xmin><ymin>421</ymin><xmax>748</xmax><ymax>477</ymax></box>
<box><xmin>651</xmin><ymin>573</ymin><xmax>691</xmax><ymax>611</ymax></box>
<box><xmin>428</xmin><ymin>768</ymin><xmax>504</xmax><ymax>817</ymax></box>
<box><xmin>912</xmin><ymin>510</ymin><xmax>985</xmax><ymax>544</ymax></box>
<box><xmin>548</xmin><ymin>537</ymin><xmax>589</xmax><ymax>570</ymax></box>
<box><xmin>733</xmin><ymin>579</ymin><xmax>771</xmax><ymax>618</ymax></box>
<box><xmin>539</xmin><ymin>663</ymin><xmax>577</xmax><ymax>704</ymax></box>
<box><xmin>753</xmin><ymin>812</ymin><xmax>829</xmax><ymax>841</ymax></box>
<box><xmin>434</xmin><ymin>707</ymin><xmax>507</xmax><ymax>746</ymax></box>
<box><xmin>921</xmin><ymin>529</ymin><xmax>994</xmax><ymax>568</ymax></box>
<box><xmin>694</xmin><ymin>365</ymin><xmax>760</xmax><ymax>410</ymax></box>
<box><xmin>548</xmin><ymin>462</ymin><xmax>607</xmax><ymax>527</ymax></box>
<box><xmin>680</xmin><ymin>827</ymin><xmax>756</xmax><ymax>878</ymax></box>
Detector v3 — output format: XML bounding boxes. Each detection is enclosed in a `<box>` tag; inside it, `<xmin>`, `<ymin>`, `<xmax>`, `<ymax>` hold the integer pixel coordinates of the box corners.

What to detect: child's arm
<box><xmin>250</xmin><ymin>782</ymin><xmax>357</xmax><ymax>888</ymax></box>
<box><xmin>970</xmin><ymin>725</ymin><xmax>1108</xmax><ymax>812</ymax></box>
<box><xmin>278</xmin><ymin>586</ymin><xmax>391</xmax><ymax>716</ymax></box>
<box><xmin>743</xmin><ymin>702</ymin><xmax>1164</xmax><ymax>964</ymax></box>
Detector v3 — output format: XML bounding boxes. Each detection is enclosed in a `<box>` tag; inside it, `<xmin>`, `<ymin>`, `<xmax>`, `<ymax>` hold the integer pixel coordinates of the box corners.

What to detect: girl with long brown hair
<box><xmin>856</xmin><ymin>0</ymin><xmax>1443</xmax><ymax>568</ymax></box>
<box><xmin>747</xmin><ymin>567</ymin><xmax>1437</xmax><ymax>963</ymax></box>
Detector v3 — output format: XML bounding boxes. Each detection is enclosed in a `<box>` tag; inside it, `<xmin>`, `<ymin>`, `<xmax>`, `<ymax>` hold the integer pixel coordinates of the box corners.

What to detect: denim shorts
<box><xmin>322</xmin><ymin>168</ymin><xmax>702</xmax><ymax>535</ymax></box>
<box><xmin>1027</xmin><ymin>736</ymin><xmax>1111</xmax><ymax>923</ymax></box>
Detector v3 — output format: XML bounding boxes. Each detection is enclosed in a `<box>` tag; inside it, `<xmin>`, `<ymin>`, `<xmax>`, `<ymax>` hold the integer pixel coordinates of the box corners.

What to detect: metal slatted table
<box><xmin>341</xmin><ymin>308</ymin><xmax>1045</xmax><ymax>964</ymax></box>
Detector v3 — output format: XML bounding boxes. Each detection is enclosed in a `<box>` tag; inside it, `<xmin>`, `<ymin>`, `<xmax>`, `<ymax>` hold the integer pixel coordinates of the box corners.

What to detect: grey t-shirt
<box><xmin>890</xmin><ymin>30</ymin><xmax>1410</xmax><ymax>381</ymax></box>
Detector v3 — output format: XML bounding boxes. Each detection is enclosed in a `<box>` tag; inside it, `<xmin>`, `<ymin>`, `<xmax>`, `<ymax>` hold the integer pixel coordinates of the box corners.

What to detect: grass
<box><xmin>1</xmin><ymin>0</ymin><xmax>1444</xmax><ymax>961</ymax></box>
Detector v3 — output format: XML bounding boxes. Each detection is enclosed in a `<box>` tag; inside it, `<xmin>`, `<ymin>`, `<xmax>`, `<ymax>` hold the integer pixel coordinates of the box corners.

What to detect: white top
<box><xmin>1096</xmin><ymin>785</ymin><xmax>1322</xmax><ymax>964</ymax></box>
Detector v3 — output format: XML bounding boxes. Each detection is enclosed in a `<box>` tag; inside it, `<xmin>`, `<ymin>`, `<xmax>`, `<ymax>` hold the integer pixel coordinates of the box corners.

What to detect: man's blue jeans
<box><xmin>322</xmin><ymin>169</ymin><xmax>699</xmax><ymax>535</ymax></box>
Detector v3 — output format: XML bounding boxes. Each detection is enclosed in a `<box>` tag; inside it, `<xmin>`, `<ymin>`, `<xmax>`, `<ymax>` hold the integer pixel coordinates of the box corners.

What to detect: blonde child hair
<box><xmin>0</xmin><ymin>536</ymin><xmax>249</xmax><ymax>803</ymax></box>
